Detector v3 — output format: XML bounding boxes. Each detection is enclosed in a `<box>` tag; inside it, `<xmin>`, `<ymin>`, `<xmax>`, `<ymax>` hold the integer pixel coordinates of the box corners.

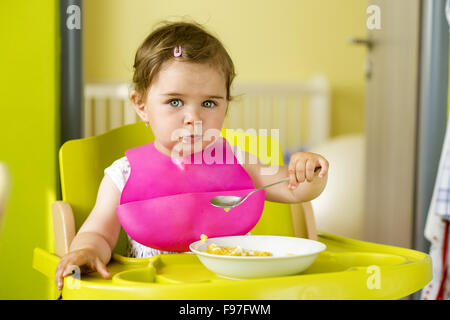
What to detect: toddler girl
<box><xmin>55</xmin><ymin>20</ymin><xmax>329</xmax><ymax>290</ymax></box>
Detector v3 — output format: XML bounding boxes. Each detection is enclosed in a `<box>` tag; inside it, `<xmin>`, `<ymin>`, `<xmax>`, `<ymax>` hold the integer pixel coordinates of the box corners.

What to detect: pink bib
<box><xmin>116</xmin><ymin>137</ymin><xmax>266</xmax><ymax>252</ymax></box>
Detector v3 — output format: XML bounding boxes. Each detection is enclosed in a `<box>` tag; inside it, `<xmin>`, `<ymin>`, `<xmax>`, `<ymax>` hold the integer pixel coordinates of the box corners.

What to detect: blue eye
<box><xmin>203</xmin><ymin>100</ymin><xmax>216</xmax><ymax>108</ymax></box>
<box><xmin>169</xmin><ymin>99</ymin><xmax>183</xmax><ymax>107</ymax></box>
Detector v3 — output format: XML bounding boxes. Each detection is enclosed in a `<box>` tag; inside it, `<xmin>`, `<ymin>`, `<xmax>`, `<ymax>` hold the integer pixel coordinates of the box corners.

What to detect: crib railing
<box><xmin>83</xmin><ymin>75</ymin><xmax>330</xmax><ymax>153</ymax></box>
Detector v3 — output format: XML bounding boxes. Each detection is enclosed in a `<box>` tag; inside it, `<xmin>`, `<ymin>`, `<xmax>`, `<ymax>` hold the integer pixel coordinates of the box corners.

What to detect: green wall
<box><xmin>0</xmin><ymin>0</ymin><xmax>59</xmax><ymax>299</ymax></box>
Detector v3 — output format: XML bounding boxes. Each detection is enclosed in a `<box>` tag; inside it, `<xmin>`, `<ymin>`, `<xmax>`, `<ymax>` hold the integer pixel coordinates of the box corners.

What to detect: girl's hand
<box><xmin>55</xmin><ymin>248</ymin><xmax>111</xmax><ymax>291</ymax></box>
<box><xmin>287</xmin><ymin>152</ymin><xmax>329</xmax><ymax>190</ymax></box>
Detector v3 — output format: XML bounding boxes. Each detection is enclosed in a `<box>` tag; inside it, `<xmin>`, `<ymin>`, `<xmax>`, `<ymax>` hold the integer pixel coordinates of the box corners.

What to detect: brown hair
<box><xmin>132</xmin><ymin>20</ymin><xmax>236</xmax><ymax>106</ymax></box>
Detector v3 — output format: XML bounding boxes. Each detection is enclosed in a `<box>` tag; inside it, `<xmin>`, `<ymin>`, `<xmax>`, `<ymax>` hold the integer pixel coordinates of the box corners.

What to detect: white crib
<box><xmin>83</xmin><ymin>75</ymin><xmax>330</xmax><ymax>155</ymax></box>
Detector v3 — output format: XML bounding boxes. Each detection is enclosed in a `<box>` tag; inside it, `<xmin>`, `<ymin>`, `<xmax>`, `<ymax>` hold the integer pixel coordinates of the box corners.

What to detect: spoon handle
<box><xmin>241</xmin><ymin>177</ymin><xmax>289</xmax><ymax>202</ymax></box>
<box><xmin>255</xmin><ymin>177</ymin><xmax>290</xmax><ymax>192</ymax></box>
<box><xmin>244</xmin><ymin>177</ymin><xmax>289</xmax><ymax>198</ymax></box>
<box><xmin>245</xmin><ymin>167</ymin><xmax>322</xmax><ymax>199</ymax></box>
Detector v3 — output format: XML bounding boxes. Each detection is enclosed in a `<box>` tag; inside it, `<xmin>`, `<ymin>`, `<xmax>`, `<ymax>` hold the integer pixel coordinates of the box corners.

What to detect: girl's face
<box><xmin>131</xmin><ymin>60</ymin><xmax>228</xmax><ymax>158</ymax></box>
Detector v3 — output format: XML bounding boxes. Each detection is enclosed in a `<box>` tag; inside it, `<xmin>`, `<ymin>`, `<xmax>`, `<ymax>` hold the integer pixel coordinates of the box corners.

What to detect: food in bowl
<box><xmin>206</xmin><ymin>243</ymin><xmax>272</xmax><ymax>256</ymax></box>
<box><xmin>189</xmin><ymin>235</ymin><xmax>327</xmax><ymax>280</ymax></box>
<box><xmin>199</xmin><ymin>234</ymin><xmax>272</xmax><ymax>256</ymax></box>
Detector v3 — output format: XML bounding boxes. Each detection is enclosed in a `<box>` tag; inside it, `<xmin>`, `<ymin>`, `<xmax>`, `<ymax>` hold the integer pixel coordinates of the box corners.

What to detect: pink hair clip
<box><xmin>174</xmin><ymin>45</ymin><xmax>182</xmax><ymax>57</ymax></box>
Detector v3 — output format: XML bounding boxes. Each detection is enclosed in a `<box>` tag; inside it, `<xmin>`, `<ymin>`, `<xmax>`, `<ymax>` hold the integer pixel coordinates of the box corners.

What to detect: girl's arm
<box><xmin>69</xmin><ymin>174</ymin><xmax>122</xmax><ymax>263</ymax></box>
<box><xmin>241</xmin><ymin>151</ymin><xmax>329</xmax><ymax>203</ymax></box>
<box><xmin>55</xmin><ymin>174</ymin><xmax>122</xmax><ymax>289</ymax></box>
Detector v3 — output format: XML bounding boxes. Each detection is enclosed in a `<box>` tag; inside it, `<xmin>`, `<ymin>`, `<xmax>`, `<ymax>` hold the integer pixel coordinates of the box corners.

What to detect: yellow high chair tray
<box><xmin>34</xmin><ymin>231</ymin><xmax>431</xmax><ymax>299</ymax></box>
<box><xmin>32</xmin><ymin>123</ymin><xmax>431</xmax><ymax>300</ymax></box>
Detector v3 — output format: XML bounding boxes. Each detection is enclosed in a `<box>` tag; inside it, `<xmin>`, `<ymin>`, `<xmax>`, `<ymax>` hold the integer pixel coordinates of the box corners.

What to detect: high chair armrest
<box><xmin>32</xmin><ymin>247</ymin><xmax>60</xmax><ymax>279</ymax></box>
<box><xmin>52</xmin><ymin>201</ymin><xmax>76</xmax><ymax>257</ymax></box>
<box><xmin>290</xmin><ymin>202</ymin><xmax>317</xmax><ymax>240</ymax></box>
<box><xmin>32</xmin><ymin>247</ymin><xmax>62</xmax><ymax>300</ymax></box>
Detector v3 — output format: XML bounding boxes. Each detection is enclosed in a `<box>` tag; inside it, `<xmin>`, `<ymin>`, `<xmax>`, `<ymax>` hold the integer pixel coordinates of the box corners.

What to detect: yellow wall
<box><xmin>0</xmin><ymin>0</ymin><xmax>59</xmax><ymax>299</ymax></box>
<box><xmin>83</xmin><ymin>0</ymin><xmax>367</xmax><ymax>137</ymax></box>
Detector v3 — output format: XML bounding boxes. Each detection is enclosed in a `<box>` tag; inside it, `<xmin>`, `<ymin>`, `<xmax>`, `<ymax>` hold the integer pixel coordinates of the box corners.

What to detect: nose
<box><xmin>183</xmin><ymin>106</ymin><xmax>202</xmax><ymax>126</ymax></box>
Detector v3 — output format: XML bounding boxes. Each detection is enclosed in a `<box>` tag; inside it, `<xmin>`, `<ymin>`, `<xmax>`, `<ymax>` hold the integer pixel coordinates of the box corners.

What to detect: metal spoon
<box><xmin>210</xmin><ymin>167</ymin><xmax>322</xmax><ymax>209</ymax></box>
<box><xmin>210</xmin><ymin>177</ymin><xmax>290</xmax><ymax>209</ymax></box>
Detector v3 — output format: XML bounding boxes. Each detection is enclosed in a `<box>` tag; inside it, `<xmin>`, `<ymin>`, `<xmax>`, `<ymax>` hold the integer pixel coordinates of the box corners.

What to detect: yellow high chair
<box><xmin>33</xmin><ymin>122</ymin><xmax>431</xmax><ymax>299</ymax></box>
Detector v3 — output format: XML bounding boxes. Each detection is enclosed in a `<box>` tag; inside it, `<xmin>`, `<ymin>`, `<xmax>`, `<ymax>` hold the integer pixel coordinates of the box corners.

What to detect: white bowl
<box><xmin>189</xmin><ymin>235</ymin><xmax>326</xmax><ymax>280</ymax></box>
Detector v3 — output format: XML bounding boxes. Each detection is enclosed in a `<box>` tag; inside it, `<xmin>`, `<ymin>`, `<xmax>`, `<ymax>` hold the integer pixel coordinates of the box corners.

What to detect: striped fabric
<box><xmin>435</xmin><ymin>149</ymin><xmax>450</xmax><ymax>220</ymax></box>
<box><xmin>421</xmin><ymin>121</ymin><xmax>450</xmax><ymax>300</ymax></box>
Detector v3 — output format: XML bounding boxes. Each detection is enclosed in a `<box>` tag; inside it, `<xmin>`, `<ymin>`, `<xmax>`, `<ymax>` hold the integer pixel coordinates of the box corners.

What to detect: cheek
<box><xmin>209</xmin><ymin>107</ymin><xmax>227</xmax><ymax>123</ymax></box>
<box><xmin>149</xmin><ymin>115</ymin><xmax>174</xmax><ymax>137</ymax></box>
<box><xmin>202</xmin><ymin>117</ymin><xmax>224</xmax><ymax>133</ymax></box>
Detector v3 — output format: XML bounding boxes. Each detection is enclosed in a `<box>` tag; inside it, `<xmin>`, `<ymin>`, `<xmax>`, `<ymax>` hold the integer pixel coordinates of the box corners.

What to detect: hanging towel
<box><xmin>434</xmin><ymin>153</ymin><xmax>450</xmax><ymax>220</ymax></box>
<box><xmin>421</xmin><ymin>113</ymin><xmax>450</xmax><ymax>300</ymax></box>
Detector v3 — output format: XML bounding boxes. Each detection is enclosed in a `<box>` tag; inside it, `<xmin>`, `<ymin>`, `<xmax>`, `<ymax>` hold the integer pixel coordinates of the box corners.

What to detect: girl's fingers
<box><xmin>56</xmin><ymin>263</ymin><xmax>74</xmax><ymax>291</ymax></box>
<box><xmin>305</xmin><ymin>159</ymin><xmax>316</xmax><ymax>182</ymax></box>
<box><xmin>288</xmin><ymin>157</ymin><xmax>298</xmax><ymax>189</ymax></box>
<box><xmin>56</xmin><ymin>255</ymin><xmax>85</xmax><ymax>290</ymax></box>
<box><xmin>286</xmin><ymin>153</ymin><xmax>329</xmax><ymax>191</ymax></box>
<box><xmin>55</xmin><ymin>262</ymin><xmax>66</xmax><ymax>290</ymax></box>
<box><xmin>95</xmin><ymin>258</ymin><xmax>111</xmax><ymax>279</ymax></box>
<box><xmin>317</xmin><ymin>157</ymin><xmax>329</xmax><ymax>177</ymax></box>
<box><xmin>62</xmin><ymin>264</ymin><xmax>79</xmax><ymax>277</ymax></box>
<box><xmin>295</xmin><ymin>159</ymin><xmax>306</xmax><ymax>184</ymax></box>
<box><xmin>55</xmin><ymin>252</ymin><xmax>113</xmax><ymax>291</ymax></box>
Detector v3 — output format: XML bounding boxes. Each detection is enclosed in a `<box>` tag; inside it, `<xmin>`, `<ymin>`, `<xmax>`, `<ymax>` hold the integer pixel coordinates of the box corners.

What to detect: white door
<box><xmin>362</xmin><ymin>0</ymin><xmax>421</xmax><ymax>248</ymax></box>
